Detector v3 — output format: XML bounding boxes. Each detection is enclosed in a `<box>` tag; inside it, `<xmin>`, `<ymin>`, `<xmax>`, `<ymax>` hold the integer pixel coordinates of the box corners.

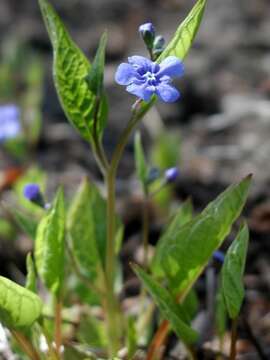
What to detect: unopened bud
<box><xmin>164</xmin><ymin>167</ymin><xmax>180</xmax><ymax>183</ymax></box>
<box><xmin>139</xmin><ymin>23</ymin><xmax>155</xmax><ymax>49</ymax></box>
<box><xmin>23</xmin><ymin>184</ymin><xmax>45</xmax><ymax>208</ymax></box>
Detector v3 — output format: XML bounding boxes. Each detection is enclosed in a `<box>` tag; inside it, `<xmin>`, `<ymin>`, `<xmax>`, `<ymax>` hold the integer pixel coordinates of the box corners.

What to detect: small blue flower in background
<box><xmin>165</xmin><ymin>167</ymin><xmax>180</xmax><ymax>183</ymax></box>
<box><xmin>23</xmin><ymin>183</ymin><xmax>45</xmax><ymax>208</ymax></box>
<box><xmin>23</xmin><ymin>183</ymin><xmax>41</xmax><ymax>201</ymax></box>
<box><xmin>213</xmin><ymin>250</ymin><xmax>225</xmax><ymax>263</ymax></box>
<box><xmin>115</xmin><ymin>55</ymin><xmax>184</xmax><ymax>103</ymax></box>
<box><xmin>0</xmin><ymin>105</ymin><xmax>21</xmax><ymax>143</ymax></box>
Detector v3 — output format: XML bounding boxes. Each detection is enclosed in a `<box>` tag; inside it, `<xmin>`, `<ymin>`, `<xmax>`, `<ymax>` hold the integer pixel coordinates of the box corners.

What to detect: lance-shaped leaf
<box><xmin>68</xmin><ymin>179</ymin><xmax>122</xmax><ymax>273</ymax></box>
<box><xmin>134</xmin><ymin>132</ymin><xmax>148</xmax><ymax>187</ymax></box>
<box><xmin>86</xmin><ymin>31</ymin><xmax>107</xmax><ymax>96</ymax></box>
<box><xmin>154</xmin><ymin>176</ymin><xmax>251</xmax><ymax>296</ymax></box>
<box><xmin>67</xmin><ymin>178</ymin><xmax>108</xmax><ymax>278</ymax></box>
<box><xmin>158</xmin><ymin>0</ymin><xmax>207</xmax><ymax>62</ymax></box>
<box><xmin>0</xmin><ymin>276</ymin><xmax>42</xmax><ymax>328</ymax></box>
<box><xmin>35</xmin><ymin>188</ymin><xmax>65</xmax><ymax>295</ymax></box>
<box><xmin>152</xmin><ymin>199</ymin><xmax>193</xmax><ymax>277</ymax></box>
<box><xmin>25</xmin><ymin>253</ymin><xmax>37</xmax><ymax>293</ymax></box>
<box><xmin>38</xmin><ymin>0</ymin><xmax>107</xmax><ymax>141</ymax></box>
<box><xmin>221</xmin><ymin>223</ymin><xmax>249</xmax><ymax>319</ymax></box>
<box><xmin>13</xmin><ymin>209</ymin><xmax>38</xmax><ymax>240</ymax></box>
<box><xmin>133</xmin><ymin>265</ymin><xmax>198</xmax><ymax>344</ymax></box>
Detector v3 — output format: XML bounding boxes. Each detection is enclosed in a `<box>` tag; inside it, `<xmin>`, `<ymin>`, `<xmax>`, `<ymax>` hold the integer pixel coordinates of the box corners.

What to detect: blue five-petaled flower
<box><xmin>115</xmin><ymin>55</ymin><xmax>184</xmax><ymax>103</ymax></box>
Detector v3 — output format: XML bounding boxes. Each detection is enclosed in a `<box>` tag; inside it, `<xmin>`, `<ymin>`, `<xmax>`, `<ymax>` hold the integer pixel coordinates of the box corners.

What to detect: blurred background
<box><xmin>0</xmin><ymin>0</ymin><xmax>270</xmax><ymax>357</ymax></box>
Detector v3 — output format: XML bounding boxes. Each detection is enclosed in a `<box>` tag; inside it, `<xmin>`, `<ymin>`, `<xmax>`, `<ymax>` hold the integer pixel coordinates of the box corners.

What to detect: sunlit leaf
<box><xmin>35</xmin><ymin>188</ymin><xmax>65</xmax><ymax>295</ymax></box>
<box><xmin>0</xmin><ymin>276</ymin><xmax>42</xmax><ymax>328</ymax></box>
<box><xmin>158</xmin><ymin>0</ymin><xmax>207</xmax><ymax>62</ymax></box>
<box><xmin>154</xmin><ymin>176</ymin><xmax>251</xmax><ymax>296</ymax></box>
<box><xmin>25</xmin><ymin>253</ymin><xmax>37</xmax><ymax>293</ymax></box>
<box><xmin>38</xmin><ymin>0</ymin><xmax>107</xmax><ymax>141</ymax></box>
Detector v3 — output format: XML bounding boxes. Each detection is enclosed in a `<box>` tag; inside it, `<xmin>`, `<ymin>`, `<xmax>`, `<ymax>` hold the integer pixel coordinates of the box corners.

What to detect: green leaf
<box><xmin>158</xmin><ymin>0</ymin><xmax>207</xmax><ymax>62</ymax></box>
<box><xmin>215</xmin><ymin>283</ymin><xmax>227</xmax><ymax>337</ymax></box>
<box><xmin>86</xmin><ymin>32</ymin><xmax>107</xmax><ymax>96</ymax></box>
<box><xmin>152</xmin><ymin>199</ymin><xmax>193</xmax><ymax>276</ymax></box>
<box><xmin>154</xmin><ymin>176</ymin><xmax>251</xmax><ymax>296</ymax></box>
<box><xmin>151</xmin><ymin>131</ymin><xmax>181</xmax><ymax>170</ymax></box>
<box><xmin>38</xmin><ymin>0</ymin><xmax>107</xmax><ymax>141</ymax></box>
<box><xmin>182</xmin><ymin>288</ymin><xmax>198</xmax><ymax>322</ymax></box>
<box><xmin>25</xmin><ymin>253</ymin><xmax>37</xmax><ymax>293</ymax></box>
<box><xmin>0</xmin><ymin>276</ymin><xmax>42</xmax><ymax>328</ymax></box>
<box><xmin>77</xmin><ymin>315</ymin><xmax>107</xmax><ymax>348</ymax></box>
<box><xmin>134</xmin><ymin>132</ymin><xmax>148</xmax><ymax>187</ymax></box>
<box><xmin>67</xmin><ymin>178</ymin><xmax>104</xmax><ymax>279</ymax></box>
<box><xmin>133</xmin><ymin>265</ymin><xmax>198</xmax><ymax>344</ymax></box>
<box><xmin>221</xmin><ymin>223</ymin><xmax>249</xmax><ymax>319</ymax></box>
<box><xmin>0</xmin><ymin>218</ymin><xmax>15</xmax><ymax>240</ymax></box>
<box><xmin>67</xmin><ymin>178</ymin><xmax>120</xmax><ymax>278</ymax></box>
<box><xmin>13</xmin><ymin>209</ymin><xmax>38</xmax><ymax>240</ymax></box>
<box><xmin>35</xmin><ymin>188</ymin><xmax>65</xmax><ymax>295</ymax></box>
<box><xmin>126</xmin><ymin>317</ymin><xmax>137</xmax><ymax>359</ymax></box>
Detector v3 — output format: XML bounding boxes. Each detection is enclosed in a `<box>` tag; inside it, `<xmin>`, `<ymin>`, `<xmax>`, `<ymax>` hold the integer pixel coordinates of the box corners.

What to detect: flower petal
<box><xmin>126</xmin><ymin>83</ymin><xmax>154</xmax><ymax>101</ymax></box>
<box><xmin>115</xmin><ymin>63</ymin><xmax>137</xmax><ymax>85</ymax></box>
<box><xmin>158</xmin><ymin>56</ymin><xmax>184</xmax><ymax>78</ymax></box>
<box><xmin>128</xmin><ymin>56</ymin><xmax>152</xmax><ymax>70</ymax></box>
<box><xmin>156</xmin><ymin>83</ymin><xmax>180</xmax><ymax>103</ymax></box>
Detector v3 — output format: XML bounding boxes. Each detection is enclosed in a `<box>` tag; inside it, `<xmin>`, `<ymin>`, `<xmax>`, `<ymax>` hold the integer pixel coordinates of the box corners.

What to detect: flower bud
<box><xmin>23</xmin><ymin>183</ymin><xmax>45</xmax><ymax>208</ymax></box>
<box><xmin>147</xmin><ymin>167</ymin><xmax>160</xmax><ymax>184</ymax></box>
<box><xmin>153</xmin><ymin>35</ymin><xmax>165</xmax><ymax>57</ymax></box>
<box><xmin>139</xmin><ymin>23</ymin><xmax>155</xmax><ymax>49</ymax></box>
<box><xmin>213</xmin><ymin>250</ymin><xmax>225</xmax><ymax>263</ymax></box>
<box><xmin>164</xmin><ymin>167</ymin><xmax>180</xmax><ymax>183</ymax></box>
<box><xmin>154</xmin><ymin>35</ymin><xmax>165</xmax><ymax>50</ymax></box>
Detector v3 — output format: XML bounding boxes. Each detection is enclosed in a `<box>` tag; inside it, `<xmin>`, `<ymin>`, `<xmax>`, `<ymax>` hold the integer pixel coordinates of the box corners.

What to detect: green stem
<box><xmin>104</xmin><ymin>100</ymin><xmax>147</xmax><ymax>355</ymax></box>
<box><xmin>142</xmin><ymin>189</ymin><xmax>149</xmax><ymax>269</ymax></box>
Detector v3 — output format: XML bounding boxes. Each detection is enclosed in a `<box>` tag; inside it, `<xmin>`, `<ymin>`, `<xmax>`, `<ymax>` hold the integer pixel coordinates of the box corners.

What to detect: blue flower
<box><xmin>213</xmin><ymin>250</ymin><xmax>225</xmax><ymax>263</ymax></box>
<box><xmin>0</xmin><ymin>105</ymin><xmax>21</xmax><ymax>143</ymax></box>
<box><xmin>23</xmin><ymin>183</ymin><xmax>45</xmax><ymax>208</ymax></box>
<box><xmin>115</xmin><ymin>56</ymin><xmax>184</xmax><ymax>103</ymax></box>
<box><xmin>165</xmin><ymin>167</ymin><xmax>180</xmax><ymax>183</ymax></box>
<box><xmin>23</xmin><ymin>184</ymin><xmax>41</xmax><ymax>201</ymax></box>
